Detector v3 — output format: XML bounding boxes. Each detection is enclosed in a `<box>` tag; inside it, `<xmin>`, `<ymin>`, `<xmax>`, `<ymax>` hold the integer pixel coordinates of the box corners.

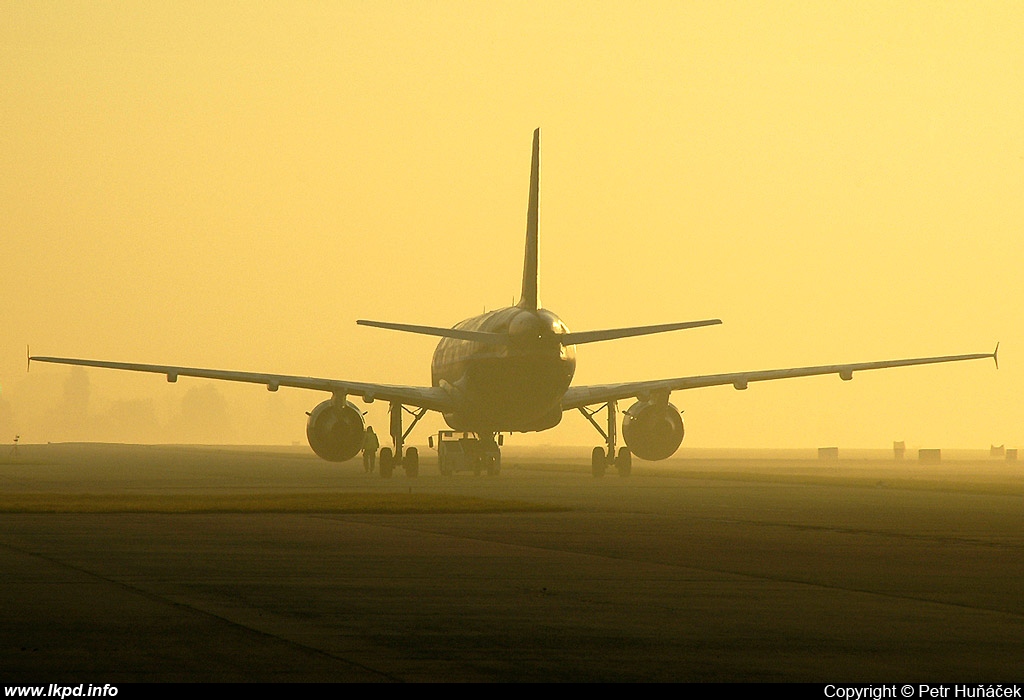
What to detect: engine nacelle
<box><xmin>305</xmin><ymin>399</ymin><xmax>365</xmax><ymax>462</ymax></box>
<box><xmin>621</xmin><ymin>400</ymin><xmax>684</xmax><ymax>461</ymax></box>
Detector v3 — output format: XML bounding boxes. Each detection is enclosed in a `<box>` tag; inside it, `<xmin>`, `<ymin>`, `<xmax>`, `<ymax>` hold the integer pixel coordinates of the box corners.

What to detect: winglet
<box><xmin>993</xmin><ymin>342</ymin><xmax>1000</xmax><ymax>370</ymax></box>
<box><xmin>518</xmin><ymin>128</ymin><xmax>540</xmax><ymax>311</ymax></box>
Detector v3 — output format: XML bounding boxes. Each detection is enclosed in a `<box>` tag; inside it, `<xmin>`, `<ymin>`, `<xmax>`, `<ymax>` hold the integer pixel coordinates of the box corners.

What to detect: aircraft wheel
<box><xmin>591</xmin><ymin>447</ymin><xmax>606</xmax><ymax>477</ymax></box>
<box><xmin>379</xmin><ymin>447</ymin><xmax>394</xmax><ymax>479</ymax></box>
<box><xmin>404</xmin><ymin>447</ymin><xmax>419</xmax><ymax>478</ymax></box>
<box><xmin>616</xmin><ymin>447</ymin><xmax>632</xmax><ymax>477</ymax></box>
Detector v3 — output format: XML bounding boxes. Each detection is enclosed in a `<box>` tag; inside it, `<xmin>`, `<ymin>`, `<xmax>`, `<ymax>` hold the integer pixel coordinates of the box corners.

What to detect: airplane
<box><xmin>30</xmin><ymin>129</ymin><xmax>998</xmax><ymax>477</ymax></box>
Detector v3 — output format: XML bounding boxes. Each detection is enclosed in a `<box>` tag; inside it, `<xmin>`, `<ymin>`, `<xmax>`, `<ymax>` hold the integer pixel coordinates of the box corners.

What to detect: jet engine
<box><xmin>621</xmin><ymin>400</ymin><xmax>684</xmax><ymax>461</ymax></box>
<box><xmin>305</xmin><ymin>399</ymin><xmax>365</xmax><ymax>462</ymax></box>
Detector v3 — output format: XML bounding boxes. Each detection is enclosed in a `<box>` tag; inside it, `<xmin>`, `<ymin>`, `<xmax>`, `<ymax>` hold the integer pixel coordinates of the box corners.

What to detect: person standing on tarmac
<box><xmin>362</xmin><ymin>426</ymin><xmax>380</xmax><ymax>473</ymax></box>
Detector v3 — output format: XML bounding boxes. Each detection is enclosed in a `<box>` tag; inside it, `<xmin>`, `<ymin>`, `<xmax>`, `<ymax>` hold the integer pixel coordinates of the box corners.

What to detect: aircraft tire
<box><xmin>404</xmin><ymin>447</ymin><xmax>419</xmax><ymax>477</ymax></box>
<box><xmin>591</xmin><ymin>447</ymin><xmax>606</xmax><ymax>477</ymax></box>
<box><xmin>379</xmin><ymin>447</ymin><xmax>394</xmax><ymax>479</ymax></box>
<box><xmin>616</xmin><ymin>447</ymin><xmax>632</xmax><ymax>477</ymax></box>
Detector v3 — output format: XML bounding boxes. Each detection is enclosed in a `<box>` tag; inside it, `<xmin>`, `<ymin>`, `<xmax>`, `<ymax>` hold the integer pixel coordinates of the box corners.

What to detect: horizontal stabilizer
<box><xmin>561</xmin><ymin>319</ymin><xmax>722</xmax><ymax>345</ymax></box>
<box><xmin>356</xmin><ymin>320</ymin><xmax>508</xmax><ymax>345</ymax></box>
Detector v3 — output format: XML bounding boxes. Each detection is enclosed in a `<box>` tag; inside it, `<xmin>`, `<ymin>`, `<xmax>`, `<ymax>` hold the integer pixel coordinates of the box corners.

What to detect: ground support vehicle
<box><xmin>429</xmin><ymin>431</ymin><xmax>502</xmax><ymax>476</ymax></box>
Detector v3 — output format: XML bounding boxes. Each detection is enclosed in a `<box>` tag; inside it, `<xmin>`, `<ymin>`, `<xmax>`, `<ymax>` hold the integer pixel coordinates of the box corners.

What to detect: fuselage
<box><xmin>431</xmin><ymin>305</ymin><xmax>576</xmax><ymax>433</ymax></box>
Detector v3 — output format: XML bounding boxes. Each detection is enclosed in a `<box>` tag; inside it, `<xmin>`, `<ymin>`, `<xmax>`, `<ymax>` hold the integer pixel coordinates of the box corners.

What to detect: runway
<box><xmin>1</xmin><ymin>443</ymin><xmax>1021</xmax><ymax>682</ymax></box>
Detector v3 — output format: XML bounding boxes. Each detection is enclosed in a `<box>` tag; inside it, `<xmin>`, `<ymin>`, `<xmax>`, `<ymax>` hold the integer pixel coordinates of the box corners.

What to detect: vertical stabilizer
<box><xmin>518</xmin><ymin>128</ymin><xmax>540</xmax><ymax>310</ymax></box>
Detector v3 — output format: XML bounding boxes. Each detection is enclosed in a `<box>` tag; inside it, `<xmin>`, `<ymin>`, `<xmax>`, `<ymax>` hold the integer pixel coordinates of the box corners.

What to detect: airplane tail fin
<box><xmin>518</xmin><ymin>128</ymin><xmax>540</xmax><ymax>311</ymax></box>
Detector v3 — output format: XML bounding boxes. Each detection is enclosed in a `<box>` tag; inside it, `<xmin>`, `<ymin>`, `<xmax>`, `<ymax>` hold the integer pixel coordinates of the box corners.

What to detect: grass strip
<box><xmin>647</xmin><ymin>469</ymin><xmax>1024</xmax><ymax>496</ymax></box>
<box><xmin>0</xmin><ymin>492</ymin><xmax>567</xmax><ymax>514</ymax></box>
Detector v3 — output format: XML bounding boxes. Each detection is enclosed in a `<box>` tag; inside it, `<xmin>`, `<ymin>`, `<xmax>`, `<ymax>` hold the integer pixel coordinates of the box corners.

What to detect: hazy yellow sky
<box><xmin>1</xmin><ymin>2</ymin><xmax>1019</xmax><ymax>449</ymax></box>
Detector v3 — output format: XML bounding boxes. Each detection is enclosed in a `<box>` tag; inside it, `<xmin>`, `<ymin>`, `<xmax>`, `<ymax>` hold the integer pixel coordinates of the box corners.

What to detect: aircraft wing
<box><xmin>561</xmin><ymin>347</ymin><xmax>998</xmax><ymax>410</ymax></box>
<box><xmin>28</xmin><ymin>356</ymin><xmax>455</xmax><ymax>413</ymax></box>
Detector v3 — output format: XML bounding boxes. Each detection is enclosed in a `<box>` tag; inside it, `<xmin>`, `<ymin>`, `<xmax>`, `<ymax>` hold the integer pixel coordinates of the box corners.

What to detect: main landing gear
<box><xmin>378</xmin><ymin>401</ymin><xmax>428</xmax><ymax>479</ymax></box>
<box><xmin>578</xmin><ymin>400</ymin><xmax>632</xmax><ymax>477</ymax></box>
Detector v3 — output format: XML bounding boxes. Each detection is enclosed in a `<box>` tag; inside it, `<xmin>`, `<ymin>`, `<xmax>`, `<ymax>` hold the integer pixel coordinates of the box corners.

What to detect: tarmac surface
<box><xmin>1</xmin><ymin>443</ymin><xmax>1021</xmax><ymax>682</ymax></box>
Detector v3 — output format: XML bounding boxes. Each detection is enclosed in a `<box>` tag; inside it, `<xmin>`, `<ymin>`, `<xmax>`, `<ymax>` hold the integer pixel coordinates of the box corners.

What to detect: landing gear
<box><xmin>615</xmin><ymin>446</ymin><xmax>632</xmax><ymax>477</ymax></box>
<box><xmin>377</xmin><ymin>402</ymin><xmax>427</xmax><ymax>479</ymax></box>
<box><xmin>579</xmin><ymin>400</ymin><xmax>632</xmax><ymax>478</ymax></box>
<box><xmin>405</xmin><ymin>447</ymin><xmax>419</xmax><ymax>477</ymax></box>
<box><xmin>379</xmin><ymin>447</ymin><xmax>394</xmax><ymax>478</ymax></box>
<box><xmin>591</xmin><ymin>446</ymin><xmax>606</xmax><ymax>477</ymax></box>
